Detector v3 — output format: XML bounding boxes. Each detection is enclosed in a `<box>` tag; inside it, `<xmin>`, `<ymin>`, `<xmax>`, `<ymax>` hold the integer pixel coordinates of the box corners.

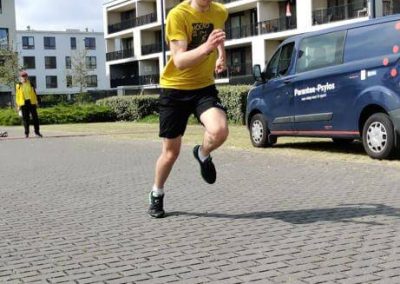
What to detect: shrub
<box><xmin>0</xmin><ymin>104</ymin><xmax>116</xmax><ymax>126</ymax></box>
<box><xmin>217</xmin><ymin>85</ymin><xmax>251</xmax><ymax>124</ymax></box>
<box><xmin>97</xmin><ymin>95</ymin><xmax>158</xmax><ymax>121</ymax></box>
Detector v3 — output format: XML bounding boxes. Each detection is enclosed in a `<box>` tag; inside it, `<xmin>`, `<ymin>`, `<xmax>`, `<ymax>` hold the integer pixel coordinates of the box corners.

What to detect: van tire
<box><xmin>250</xmin><ymin>114</ymin><xmax>276</xmax><ymax>147</ymax></box>
<box><xmin>362</xmin><ymin>113</ymin><xmax>395</xmax><ymax>159</ymax></box>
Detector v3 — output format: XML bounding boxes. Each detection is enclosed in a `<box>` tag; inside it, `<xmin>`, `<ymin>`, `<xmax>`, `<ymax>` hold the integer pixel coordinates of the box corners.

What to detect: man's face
<box><xmin>19</xmin><ymin>75</ymin><xmax>27</xmax><ymax>83</ymax></box>
<box><xmin>194</xmin><ymin>0</ymin><xmax>212</xmax><ymax>8</ymax></box>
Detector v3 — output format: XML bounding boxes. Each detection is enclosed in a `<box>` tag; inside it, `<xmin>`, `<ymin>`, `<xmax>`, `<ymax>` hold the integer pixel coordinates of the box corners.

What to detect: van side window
<box><xmin>278</xmin><ymin>42</ymin><xmax>294</xmax><ymax>76</ymax></box>
<box><xmin>345</xmin><ymin>21</ymin><xmax>398</xmax><ymax>62</ymax></box>
<box><xmin>265</xmin><ymin>42</ymin><xmax>294</xmax><ymax>80</ymax></box>
<box><xmin>265</xmin><ymin>49</ymin><xmax>280</xmax><ymax>79</ymax></box>
<box><xmin>296</xmin><ymin>31</ymin><xmax>346</xmax><ymax>73</ymax></box>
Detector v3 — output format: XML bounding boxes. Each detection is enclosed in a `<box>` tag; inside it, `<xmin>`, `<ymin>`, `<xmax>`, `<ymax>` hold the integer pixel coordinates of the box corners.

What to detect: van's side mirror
<box><xmin>253</xmin><ymin>64</ymin><xmax>265</xmax><ymax>82</ymax></box>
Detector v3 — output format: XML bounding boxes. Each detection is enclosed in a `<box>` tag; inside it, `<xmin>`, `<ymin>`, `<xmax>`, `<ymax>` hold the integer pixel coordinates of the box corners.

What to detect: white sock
<box><xmin>152</xmin><ymin>185</ymin><xmax>164</xmax><ymax>197</ymax></box>
<box><xmin>198</xmin><ymin>146</ymin><xmax>210</xmax><ymax>162</ymax></box>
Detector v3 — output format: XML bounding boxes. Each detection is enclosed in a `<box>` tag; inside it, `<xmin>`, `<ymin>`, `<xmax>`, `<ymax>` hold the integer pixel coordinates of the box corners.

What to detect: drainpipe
<box><xmin>369</xmin><ymin>0</ymin><xmax>376</xmax><ymax>18</ymax></box>
<box><xmin>160</xmin><ymin>0</ymin><xmax>167</xmax><ymax>67</ymax></box>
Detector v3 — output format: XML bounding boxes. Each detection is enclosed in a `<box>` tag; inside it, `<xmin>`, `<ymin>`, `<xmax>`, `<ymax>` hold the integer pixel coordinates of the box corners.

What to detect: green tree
<box><xmin>69</xmin><ymin>48</ymin><xmax>88</xmax><ymax>95</ymax></box>
<box><xmin>0</xmin><ymin>47</ymin><xmax>20</xmax><ymax>90</ymax></box>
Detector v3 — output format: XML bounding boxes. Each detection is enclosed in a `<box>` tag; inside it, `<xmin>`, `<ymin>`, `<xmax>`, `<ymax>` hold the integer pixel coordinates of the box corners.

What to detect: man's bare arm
<box><xmin>170</xmin><ymin>29</ymin><xmax>225</xmax><ymax>70</ymax></box>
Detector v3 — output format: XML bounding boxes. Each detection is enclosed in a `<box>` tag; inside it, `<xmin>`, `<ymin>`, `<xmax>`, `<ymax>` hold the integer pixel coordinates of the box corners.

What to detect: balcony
<box><xmin>313</xmin><ymin>0</ymin><xmax>368</xmax><ymax>25</ymax></box>
<box><xmin>226</xmin><ymin>25</ymin><xmax>257</xmax><ymax>40</ymax></box>
<box><xmin>106</xmin><ymin>49</ymin><xmax>134</xmax><ymax>61</ymax></box>
<box><xmin>216</xmin><ymin>62</ymin><xmax>253</xmax><ymax>79</ymax></box>
<box><xmin>258</xmin><ymin>15</ymin><xmax>297</xmax><ymax>35</ymax></box>
<box><xmin>108</xmin><ymin>18</ymin><xmax>136</xmax><ymax>34</ymax></box>
<box><xmin>111</xmin><ymin>76</ymin><xmax>138</xmax><ymax>88</ymax></box>
<box><xmin>383</xmin><ymin>3</ymin><xmax>400</xmax><ymax>16</ymax></box>
<box><xmin>141</xmin><ymin>43</ymin><xmax>162</xmax><ymax>55</ymax></box>
<box><xmin>136</xmin><ymin>12</ymin><xmax>157</xmax><ymax>27</ymax></box>
<box><xmin>108</xmin><ymin>12</ymin><xmax>157</xmax><ymax>34</ymax></box>
<box><xmin>139</xmin><ymin>74</ymin><xmax>160</xmax><ymax>85</ymax></box>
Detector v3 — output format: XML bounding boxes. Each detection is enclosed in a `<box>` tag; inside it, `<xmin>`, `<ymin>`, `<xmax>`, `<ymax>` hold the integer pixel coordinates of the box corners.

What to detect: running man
<box><xmin>148</xmin><ymin>0</ymin><xmax>229</xmax><ymax>218</ymax></box>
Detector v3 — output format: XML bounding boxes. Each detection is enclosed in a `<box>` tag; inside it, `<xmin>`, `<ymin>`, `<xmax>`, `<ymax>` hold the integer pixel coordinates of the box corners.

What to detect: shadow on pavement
<box><xmin>170</xmin><ymin>204</ymin><xmax>400</xmax><ymax>225</ymax></box>
<box><xmin>274</xmin><ymin>140</ymin><xmax>366</xmax><ymax>156</ymax></box>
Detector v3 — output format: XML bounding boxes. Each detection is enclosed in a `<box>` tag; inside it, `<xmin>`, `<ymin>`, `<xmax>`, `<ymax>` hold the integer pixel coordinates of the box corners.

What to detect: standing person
<box><xmin>15</xmin><ymin>71</ymin><xmax>42</xmax><ymax>138</ymax></box>
<box><xmin>148</xmin><ymin>0</ymin><xmax>229</xmax><ymax>218</ymax></box>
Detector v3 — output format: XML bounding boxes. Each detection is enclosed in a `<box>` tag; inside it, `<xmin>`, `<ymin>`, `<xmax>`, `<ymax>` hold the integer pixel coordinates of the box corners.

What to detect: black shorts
<box><xmin>159</xmin><ymin>84</ymin><xmax>226</xmax><ymax>138</ymax></box>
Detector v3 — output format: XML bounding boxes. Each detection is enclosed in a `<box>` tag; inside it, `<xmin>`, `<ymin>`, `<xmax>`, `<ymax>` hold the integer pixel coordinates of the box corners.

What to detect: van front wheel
<box><xmin>250</xmin><ymin>114</ymin><xmax>276</xmax><ymax>147</ymax></box>
<box><xmin>362</xmin><ymin>113</ymin><xmax>395</xmax><ymax>159</ymax></box>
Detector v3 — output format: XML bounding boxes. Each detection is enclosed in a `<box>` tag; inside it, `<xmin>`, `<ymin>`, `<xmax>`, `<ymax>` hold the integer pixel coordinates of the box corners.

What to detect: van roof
<box><xmin>282</xmin><ymin>14</ymin><xmax>400</xmax><ymax>45</ymax></box>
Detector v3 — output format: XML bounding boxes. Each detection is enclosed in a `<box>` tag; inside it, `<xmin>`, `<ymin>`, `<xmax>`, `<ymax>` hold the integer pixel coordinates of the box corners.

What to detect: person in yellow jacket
<box><xmin>16</xmin><ymin>71</ymin><xmax>42</xmax><ymax>138</ymax></box>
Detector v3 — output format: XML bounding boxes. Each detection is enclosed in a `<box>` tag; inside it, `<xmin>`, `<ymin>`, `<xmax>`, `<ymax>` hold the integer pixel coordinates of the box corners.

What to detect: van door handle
<box><xmin>283</xmin><ymin>79</ymin><xmax>292</xmax><ymax>84</ymax></box>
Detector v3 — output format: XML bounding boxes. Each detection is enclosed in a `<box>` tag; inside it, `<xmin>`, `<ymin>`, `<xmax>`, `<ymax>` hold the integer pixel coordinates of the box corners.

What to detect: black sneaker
<box><xmin>148</xmin><ymin>192</ymin><xmax>165</xmax><ymax>218</ymax></box>
<box><xmin>35</xmin><ymin>132</ymin><xmax>43</xmax><ymax>138</ymax></box>
<box><xmin>193</xmin><ymin>145</ymin><xmax>216</xmax><ymax>184</ymax></box>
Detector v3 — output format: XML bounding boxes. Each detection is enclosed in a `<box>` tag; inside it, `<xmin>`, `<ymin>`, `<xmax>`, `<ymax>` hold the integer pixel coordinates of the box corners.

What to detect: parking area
<box><xmin>1</xmin><ymin>131</ymin><xmax>400</xmax><ymax>283</ymax></box>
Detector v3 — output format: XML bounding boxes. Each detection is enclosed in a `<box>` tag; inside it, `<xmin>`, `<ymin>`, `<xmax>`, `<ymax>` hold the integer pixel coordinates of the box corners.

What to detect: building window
<box><xmin>29</xmin><ymin>76</ymin><xmax>37</xmax><ymax>88</ymax></box>
<box><xmin>44</xmin><ymin>36</ymin><xmax>56</xmax><ymax>49</ymax></box>
<box><xmin>65</xmin><ymin>56</ymin><xmax>71</xmax><ymax>69</ymax></box>
<box><xmin>45</xmin><ymin>56</ymin><xmax>57</xmax><ymax>69</ymax></box>
<box><xmin>85</xmin><ymin>56</ymin><xmax>97</xmax><ymax>69</ymax></box>
<box><xmin>70</xmin><ymin>37</ymin><xmax>76</xmax><ymax>49</ymax></box>
<box><xmin>22</xmin><ymin>36</ymin><xmax>34</xmax><ymax>49</ymax></box>
<box><xmin>46</xmin><ymin>76</ymin><xmax>57</xmax><ymax>88</ymax></box>
<box><xmin>23</xmin><ymin>56</ymin><xmax>36</xmax><ymax>69</ymax></box>
<box><xmin>84</xmin><ymin>37</ymin><xmax>96</xmax><ymax>50</ymax></box>
<box><xmin>0</xmin><ymin>28</ymin><xmax>8</xmax><ymax>48</ymax></box>
<box><xmin>86</xmin><ymin>75</ymin><xmax>98</xmax><ymax>87</ymax></box>
<box><xmin>66</xmin><ymin>75</ymin><xmax>73</xmax><ymax>88</ymax></box>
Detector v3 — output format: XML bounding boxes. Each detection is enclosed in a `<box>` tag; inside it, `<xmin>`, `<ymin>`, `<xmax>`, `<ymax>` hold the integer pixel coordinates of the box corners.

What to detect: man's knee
<box><xmin>209</xmin><ymin>125</ymin><xmax>229</xmax><ymax>144</ymax></box>
<box><xmin>162</xmin><ymin>147</ymin><xmax>180</xmax><ymax>163</ymax></box>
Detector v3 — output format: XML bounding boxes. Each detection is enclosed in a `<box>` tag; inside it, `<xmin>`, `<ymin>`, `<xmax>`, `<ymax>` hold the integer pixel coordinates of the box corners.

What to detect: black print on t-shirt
<box><xmin>188</xmin><ymin>23</ymin><xmax>214</xmax><ymax>50</ymax></box>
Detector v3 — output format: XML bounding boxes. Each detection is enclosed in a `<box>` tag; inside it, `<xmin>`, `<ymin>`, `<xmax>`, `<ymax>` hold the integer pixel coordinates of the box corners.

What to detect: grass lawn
<box><xmin>35</xmin><ymin>121</ymin><xmax>400</xmax><ymax>166</ymax></box>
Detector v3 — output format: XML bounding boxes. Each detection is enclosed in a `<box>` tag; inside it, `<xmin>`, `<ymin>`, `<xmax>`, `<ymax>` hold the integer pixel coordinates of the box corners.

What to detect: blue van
<box><xmin>246</xmin><ymin>14</ymin><xmax>400</xmax><ymax>159</ymax></box>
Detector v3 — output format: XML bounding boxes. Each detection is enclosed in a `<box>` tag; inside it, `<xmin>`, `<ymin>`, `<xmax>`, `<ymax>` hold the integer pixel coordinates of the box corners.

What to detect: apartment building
<box><xmin>16</xmin><ymin>29</ymin><xmax>109</xmax><ymax>95</ymax></box>
<box><xmin>103</xmin><ymin>0</ymin><xmax>400</xmax><ymax>91</ymax></box>
<box><xmin>0</xmin><ymin>0</ymin><xmax>17</xmax><ymax>105</ymax></box>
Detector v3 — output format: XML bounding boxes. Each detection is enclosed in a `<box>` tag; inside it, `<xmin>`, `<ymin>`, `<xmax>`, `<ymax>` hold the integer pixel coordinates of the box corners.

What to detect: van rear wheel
<box><xmin>250</xmin><ymin>114</ymin><xmax>276</xmax><ymax>147</ymax></box>
<box><xmin>362</xmin><ymin>113</ymin><xmax>395</xmax><ymax>159</ymax></box>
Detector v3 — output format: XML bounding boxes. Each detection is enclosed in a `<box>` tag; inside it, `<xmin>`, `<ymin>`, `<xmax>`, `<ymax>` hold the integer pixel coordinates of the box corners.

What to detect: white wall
<box><xmin>17</xmin><ymin>30</ymin><xmax>110</xmax><ymax>95</ymax></box>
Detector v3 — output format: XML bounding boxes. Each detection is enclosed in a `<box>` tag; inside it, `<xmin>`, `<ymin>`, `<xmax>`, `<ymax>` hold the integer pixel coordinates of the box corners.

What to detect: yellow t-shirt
<box><xmin>22</xmin><ymin>82</ymin><xmax>32</xmax><ymax>100</ymax></box>
<box><xmin>160</xmin><ymin>0</ymin><xmax>228</xmax><ymax>90</ymax></box>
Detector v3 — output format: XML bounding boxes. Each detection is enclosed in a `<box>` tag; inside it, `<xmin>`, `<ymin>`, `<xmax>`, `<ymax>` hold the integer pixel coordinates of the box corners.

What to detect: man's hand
<box><xmin>203</xmin><ymin>29</ymin><xmax>225</xmax><ymax>54</ymax></box>
<box><xmin>215</xmin><ymin>56</ymin><xmax>226</xmax><ymax>74</ymax></box>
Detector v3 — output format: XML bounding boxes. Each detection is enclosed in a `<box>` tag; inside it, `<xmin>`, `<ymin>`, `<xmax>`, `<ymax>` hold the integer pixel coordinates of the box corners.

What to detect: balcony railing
<box><xmin>110</xmin><ymin>77</ymin><xmax>138</xmax><ymax>88</ymax></box>
<box><xmin>136</xmin><ymin>12</ymin><xmax>157</xmax><ymax>27</ymax></box>
<box><xmin>216</xmin><ymin>62</ymin><xmax>253</xmax><ymax>79</ymax></box>
<box><xmin>108</xmin><ymin>12</ymin><xmax>157</xmax><ymax>34</ymax></box>
<box><xmin>225</xmin><ymin>25</ymin><xmax>257</xmax><ymax>40</ymax></box>
<box><xmin>141</xmin><ymin>43</ymin><xmax>162</xmax><ymax>55</ymax></box>
<box><xmin>106</xmin><ymin>49</ymin><xmax>134</xmax><ymax>61</ymax></box>
<box><xmin>258</xmin><ymin>15</ymin><xmax>297</xmax><ymax>35</ymax></box>
<box><xmin>383</xmin><ymin>3</ymin><xmax>400</xmax><ymax>16</ymax></box>
<box><xmin>313</xmin><ymin>0</ymin><xmax>368</xmax><ymax>25</ymax></box>
<box><xmin>108</xmin><ymin>18</ymin><xmax>136</xmax><ymax>34</ymax></box>
<box><xmin>139</xmin><ymin>74</ymin><xmax>160</xmax><ymax>85</ymax></box>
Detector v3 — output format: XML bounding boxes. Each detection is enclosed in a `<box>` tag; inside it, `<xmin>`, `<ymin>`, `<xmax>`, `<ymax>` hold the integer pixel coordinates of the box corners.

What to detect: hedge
<box><xmin>0</xmin><ymin>104</ymin><xmax>116</xmax><ymax>126</ymax></box>
<box><xmin>97</xmin><ymin>95</ymin><xmax>158</xmax><ymax>121</ymax></box>
<box><xmin>96</xmin><ymin>85</ymin><xmax>252</xmax><ymax>124</ymax></box>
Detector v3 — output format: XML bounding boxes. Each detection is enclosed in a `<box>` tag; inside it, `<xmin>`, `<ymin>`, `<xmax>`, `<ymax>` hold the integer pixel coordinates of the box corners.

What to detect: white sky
<box><xmin>15</xmin><ymin>0</ymin><xmax>104</xmax><ymax>32</ymax></box>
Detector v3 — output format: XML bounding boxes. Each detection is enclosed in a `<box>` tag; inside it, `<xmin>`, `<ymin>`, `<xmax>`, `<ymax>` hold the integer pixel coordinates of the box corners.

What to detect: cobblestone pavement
<box><xmin>1</xmin><ymin>133</ymin><xmax>400</xmax><ymax>284</ymax></box>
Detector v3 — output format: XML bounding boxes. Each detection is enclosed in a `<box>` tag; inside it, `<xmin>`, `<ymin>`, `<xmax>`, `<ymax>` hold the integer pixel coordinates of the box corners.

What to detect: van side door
<box><xmin>292</xmin><ymin>31</ymin><xmax>347</xmax><ymax>135</ymax></box>
<box><xmin>263</xmin><ymin>42</ymin><xmax>296</xmax><ymax>132</ymax></box>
